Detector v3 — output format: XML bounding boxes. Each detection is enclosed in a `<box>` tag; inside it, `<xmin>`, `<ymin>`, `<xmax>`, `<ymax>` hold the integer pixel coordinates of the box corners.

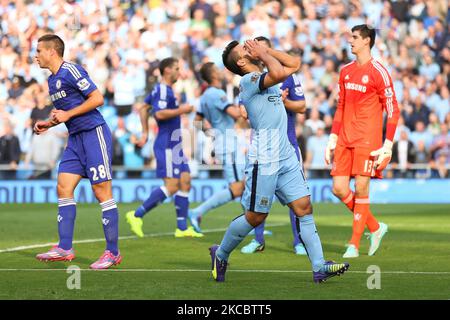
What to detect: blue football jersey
<box><xmin>144</xmin><ymin>83</ymin><xmax>181</xmax><ymax>149</ymax></box>
<box><xmin>48</xmin><ymin>62</ymin><xmax>104</xmax><ymax>134</ymax></box>
<box><xmin>280</xmin><ymin>73</ymin><xmax>305</xmax><ymax>147</ymax></box>
<box><xmin>239</xmin><ymin>72</ymin><xmax>294</xmax><ymax>164</ymax></box>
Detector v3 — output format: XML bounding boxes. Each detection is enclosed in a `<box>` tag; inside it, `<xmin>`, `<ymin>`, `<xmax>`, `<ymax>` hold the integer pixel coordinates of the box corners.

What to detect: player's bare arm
<box><xmin>225</xmin><ymin>105</ymin><xmax>242</xmax><ymax>120</ymax></box>
<box><xmin>51</xmin><ymin>89</ymin><xmax>104</xmax><ymax>123</ymax></box>
<box><xmin>325</xmin><ymin>70</ymin><xmax>345</xmax><ymax>165</ymax></box>
<box><xmin>33</xmin><ymin>113</ymin><xmax>60</xmax><ymax>135</ymax></box>
<box><xmin>154</xmin><ymin>104</ymin><xmax>193</xmax><ymax>121</ymax></box>
<box><xmin>137</xmin><ymin>103</ymin><xmax>151</xmax><ymax>147</ymax></box>
<box><xmin>239</xmin><ymin>104</ymin><xmax>248</xmax><ymax>120</ymax></box>
<box><xmin>266</xmin><ymin>47</ymin><xmax>301</xmax><ymax>74</ymax></box>
<box><xmin>284</xmin><ymin>98</ymin><xmax>306</xmax><ymax>113</ymax></box>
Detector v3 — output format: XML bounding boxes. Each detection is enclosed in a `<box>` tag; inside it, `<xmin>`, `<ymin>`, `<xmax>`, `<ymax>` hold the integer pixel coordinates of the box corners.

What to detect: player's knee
<box><xmin>332</xmin><ymin>185</ymin><xmax>347</xmax><ymax>199</ymax></box>
<box><xmin>91</xmin><ymin>181</ymin><xmax>113</xmax><ymax>202</ymax></box>
<box><xmin>180</xmin><ymin>180</ymin><xmax>191</xmax><ymax>192</ymax></box>
<box><xmin>293</xmin><ymin>201</ymin><xmax>313</xmax><ymax>217</ymax></box>
<box><xmin>165</xmin><ymin>184</ymin><xmax>179</xmax><ymax>195</ymax></box>
<box><xmin>245</xmin><ymin>211</ymin><xmax>267</xmax><ymax>227</ymax></box>
<box><xmin>57</xmin><ymin>183</ymin><xmax>73</xmax><ymax>198</ymax></box>
<box><xmin>354</xmin><ymin>181</ymin><xmax>369</xmax><ymax>197</ymax></box>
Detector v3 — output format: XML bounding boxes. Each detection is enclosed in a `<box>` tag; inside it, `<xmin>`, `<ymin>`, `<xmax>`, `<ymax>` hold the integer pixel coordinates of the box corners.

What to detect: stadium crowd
<box><xmin>0</xmin><ymin>0</ymin><xmax>448</xmax><ymax>179</ymax></box>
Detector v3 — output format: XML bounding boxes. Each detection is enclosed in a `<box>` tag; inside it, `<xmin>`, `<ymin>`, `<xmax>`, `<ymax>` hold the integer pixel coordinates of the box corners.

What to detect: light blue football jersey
<box><xmin>239</xmin><ymin>72</ymin><xmax>295</xmax><ymax>164</ymax></box>
<box><xmin>199</xmin><ymin>86</ymin><xmax>236</xmax><ymax>156</ymax></box>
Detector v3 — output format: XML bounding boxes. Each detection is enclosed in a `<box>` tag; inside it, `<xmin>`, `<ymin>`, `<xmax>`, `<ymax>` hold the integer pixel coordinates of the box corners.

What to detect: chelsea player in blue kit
<box><xmin>126</xmin><ymin>57</ymin><xmax>203</xmax><ymax>238</ymax></box>
<box><xmin>34</xmin><ymin>34</ymin><xmax>122</xmax><ymax>269</ymax></box>
<box><xmin>187</xmin><ymin>62</ymin><xmax>245</xmax><ymax>232</ymax></box>
<box><xmin>210</xmin><ymin>39</ymin><xmax>349</xmax><ymax>283</ymax></box>
<box><xmin>241</xmin><ymin>36</ymin><xmax>308</xmax><ymax>255</ymax></box>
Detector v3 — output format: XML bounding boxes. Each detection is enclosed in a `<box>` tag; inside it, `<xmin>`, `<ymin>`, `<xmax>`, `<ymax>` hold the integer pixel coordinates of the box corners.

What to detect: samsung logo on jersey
<box><xmin>345</xmin><ymin>82</ymin><xmax>367</xmax><ymax>93</ymax></box>
<box><xmin>50</xmin><ymin>90</ymin><xmax>67</xmax><ymax>102</ymax></box>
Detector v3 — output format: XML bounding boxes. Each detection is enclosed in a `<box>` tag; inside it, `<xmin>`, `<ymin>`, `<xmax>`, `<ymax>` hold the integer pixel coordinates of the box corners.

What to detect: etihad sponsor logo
<box><xmin>345</xmin><ymin>82</ymin><xmax>367</xmax><ymax>93</ymax></box>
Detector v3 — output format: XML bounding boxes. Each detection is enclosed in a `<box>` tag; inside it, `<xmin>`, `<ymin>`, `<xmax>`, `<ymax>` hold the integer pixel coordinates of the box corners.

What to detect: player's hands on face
<box><xmin>244</xmin><ymin>40</ymin><xmax>266</xmax><ymax>59</ymax></box>
<box><xmin>33</xmin><ymin>120</ymin><xmax>50</xmax><ymax>135</ymax></box>
<box><xmin>51</xmin><ymin>109</ymin><xmax>71</xmax><ymax>123</ymax></box>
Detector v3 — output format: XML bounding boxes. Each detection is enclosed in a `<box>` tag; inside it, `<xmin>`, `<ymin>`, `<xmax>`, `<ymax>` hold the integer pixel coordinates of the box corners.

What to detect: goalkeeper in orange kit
<box><xmin>325</xmin><ymin>25</ymin><xmax>399</xmax><ymax>258</ymax></box>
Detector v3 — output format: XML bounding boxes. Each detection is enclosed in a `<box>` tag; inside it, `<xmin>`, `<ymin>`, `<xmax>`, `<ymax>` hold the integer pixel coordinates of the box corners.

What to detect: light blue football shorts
<box><xmin>241</xmin><ymin>153</ymin><xmax>310</xmax><ymax>213</ymax></box>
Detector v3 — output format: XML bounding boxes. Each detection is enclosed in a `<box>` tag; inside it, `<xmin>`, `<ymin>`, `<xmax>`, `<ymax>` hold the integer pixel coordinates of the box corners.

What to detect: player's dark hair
<box><xmin>351</xmin><ymin>24</ymin><xmax>376</xmax><ymax>49</ymax></box>
<box><xmin>159</xmin><ymin>57</ymin><xmax>178</xmax><ymax>75</ymax></box>
<box><xmin>222</xmin><ymin>40</ymin><xmax>244</xmax><ymax>76</ymax></box>
<box><xmin>254</xmin><ymin>36</ymin><xmax>272</xmax><ymax>48</ymax></box>
<box><xmin>38</xmin><ymin>34</ymin><xmax>65</xmax><ymax>57</ymax></box>
<box><xmin>200</xmin><ymin>62</ymin><xmax>215</xmax><ymax>84</ymax></box>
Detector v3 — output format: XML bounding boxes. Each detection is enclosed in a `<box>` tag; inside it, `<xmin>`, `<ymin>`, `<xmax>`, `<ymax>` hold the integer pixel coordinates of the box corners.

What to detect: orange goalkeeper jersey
<box><xmin>331</xmin><ymin>58</ymin><xmax>400</xmax><ymax>149</ymax></box>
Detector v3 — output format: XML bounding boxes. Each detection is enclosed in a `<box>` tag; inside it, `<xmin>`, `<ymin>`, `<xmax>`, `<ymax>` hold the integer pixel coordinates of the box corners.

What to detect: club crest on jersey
<box><xmin>158</xmin><ymin>100</ymin><xmax>167</xmax><ymax>109</ymax></box>
<box><xmin>76</xmin><ymin>78</ymin><xmax>90</xmax><ymax>91</ymax></box>
<box><xmin>295</xmin><ymin>86</ymin><xmax>304</xmax><ymax>96</ymax></box>
<box><xmin>362</xmin><ymin>75</ymin><xmax>369</xmax><ymax>84</ymax></box>
<box><xmin>259</xmin><ymin>197</ymin><xmax>269</xmax><ymax>207</ymax></box>
<box><xmin>56</xmin><ymin>79</ymin><xmax>61</xmax><ymax>89</ymax></box>
<box><xmin>251</xmin><ymin>73</ymin><xmax>260</xmax><ymax>83</ymax></box>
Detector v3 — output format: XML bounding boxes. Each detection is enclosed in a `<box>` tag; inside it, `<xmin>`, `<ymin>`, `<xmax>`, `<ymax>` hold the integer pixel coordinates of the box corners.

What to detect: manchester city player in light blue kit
<box><xmin>188</xmin><ymin>62</ymin><xmax>245</xmax><ymax>232</ymax></box>
<box><xmin>241</xmin><ymin>36</ymin><xmax>308</xmax><ymax>255</ymax></box>
<box><xmin>34</xmin><ymin>34</ymin><xmax>121</xmax><ymax>269</ymax></box>
<box><xmin>210</xmin><ymin>39</ymin><xmax>349</xmax><ymax>283</ymax></box>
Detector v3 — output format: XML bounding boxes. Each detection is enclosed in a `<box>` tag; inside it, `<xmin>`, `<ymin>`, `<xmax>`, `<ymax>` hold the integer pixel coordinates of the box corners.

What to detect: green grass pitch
<box><xmin>0</xmin><ymin>202</ymin><xmax>449</xmax><ymax>300</ymax></box>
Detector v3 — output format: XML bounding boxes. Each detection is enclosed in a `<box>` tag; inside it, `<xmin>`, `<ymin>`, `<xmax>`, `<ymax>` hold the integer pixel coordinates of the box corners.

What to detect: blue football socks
<box><xmin>57</xmin><ymin>198</ymin><xmax>77</xmax><ymax>250</ymax></box>
<box><xmin>174</xmin><ymin>191</ymin><xmax>189</xmax><ymax>231</ymax></box>
<box><xmin>100</xmin><ymin>199</ymin><xmax>119</xmax><ymax>256</ymax></box>
<box><xmin>135</xmin><ymin>186</ymin><xmax>169</xmax><ymax>218</ymax></box>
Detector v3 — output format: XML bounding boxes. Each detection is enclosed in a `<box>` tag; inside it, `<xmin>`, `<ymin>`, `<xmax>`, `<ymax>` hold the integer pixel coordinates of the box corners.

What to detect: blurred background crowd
<box><xmin>0</xmin><ymin>0</ymin><xmax>448</xmax><ymax>180</ymax></box>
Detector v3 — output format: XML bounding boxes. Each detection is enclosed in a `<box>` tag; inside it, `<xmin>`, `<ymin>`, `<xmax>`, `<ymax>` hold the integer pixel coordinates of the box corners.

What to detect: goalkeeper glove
<box><xmin>370</xmin><ymin>140</ymin><xmax>393</xmax><ymax>171</ymax></box>
<box><xmin>325</xmin><ymin>133</ymin><xmax>338</xmax><ymax>165</ymax></box>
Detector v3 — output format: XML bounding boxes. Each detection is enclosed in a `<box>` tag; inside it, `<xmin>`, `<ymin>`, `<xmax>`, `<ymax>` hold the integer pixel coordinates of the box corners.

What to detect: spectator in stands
<box><xmin>429</xmin><ymin>123</ymin><xmax>450</xmax><ymax>161</ymax></box>
<box><xmin>431</xmin><ymin>150</ymin><xmax>449</xmax><ymax>178</ymax></box>
<box><xmin>24</xmin><ymin>129</ymin><xmax>60</xmax><ymax>179</ymax></box>
<box><xmin>0</xmin><ymin>0</ymin><xmax>447</xmax><ymax>179</ymax></box>
<box><xmin>305</xmin><ymin>108</ymin><xmax>325</xmax><ymax>134</ymax></box>
<box><xmin>410</xmin><ymin>120</ymin><xmax>433</xmax><ymax>149</ymax></box>
<box><xmin>305</xmin><ymin>126</ymin><xmax>328</xmax><ymax>178</ymax></box>
<box><xmin>0</xmin><ymin>121</ymin><xmax>21</xmax><ymax>180</ymax></box>
<box><xmin>391</xmin><ymin>129</ymin><xmax>416</xmax><ymax>178</ymax></box>
<box><xmin>111</xmin><ymin>65</ymin><xmax>136</xmax><ymax>117</ymax></box>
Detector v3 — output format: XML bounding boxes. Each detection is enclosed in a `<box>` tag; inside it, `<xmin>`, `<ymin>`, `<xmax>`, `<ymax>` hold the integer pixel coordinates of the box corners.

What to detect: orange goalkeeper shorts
<box><xmin>331</xmin><ymin>144</ymin><xmax>382</xmax><ymax>178</ymax></box>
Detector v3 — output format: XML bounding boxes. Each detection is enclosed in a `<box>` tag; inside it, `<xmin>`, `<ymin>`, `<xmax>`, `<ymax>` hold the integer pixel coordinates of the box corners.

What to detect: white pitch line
<box><xmin>0</xmin><ymin>223</ymin><xmax>287</xmax><ymax>253</ymax></box>
<box><xmin>0</xmin><ymin>269</ymin><xmax>448</xmax><ymax>275</ymax></box>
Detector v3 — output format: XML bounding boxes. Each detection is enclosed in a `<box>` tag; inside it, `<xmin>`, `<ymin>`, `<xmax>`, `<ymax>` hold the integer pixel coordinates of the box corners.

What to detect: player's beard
<box><xmin>245</xmin><ymin>54</ymin><xmax>261</xmax><ymax>68</ymax></box>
